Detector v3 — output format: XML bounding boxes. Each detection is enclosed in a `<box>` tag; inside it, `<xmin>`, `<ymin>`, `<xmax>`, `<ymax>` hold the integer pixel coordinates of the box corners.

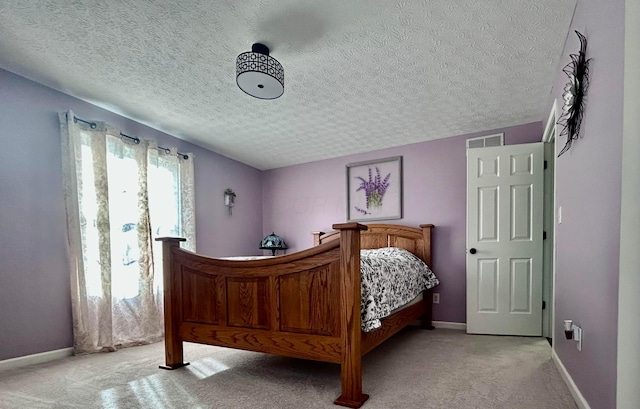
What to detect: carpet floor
<box><xmin>0</xmin><ymin>328</ymin><xmax>577</xmax><ymax>409</ymax></box>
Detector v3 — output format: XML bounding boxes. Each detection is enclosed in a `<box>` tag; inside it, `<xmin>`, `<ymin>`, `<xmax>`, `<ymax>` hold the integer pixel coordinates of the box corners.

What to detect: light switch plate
<box><xmin>558</xmin><ymin>206</ymin><xmax>563</xmax><ymax>224</ymax></box>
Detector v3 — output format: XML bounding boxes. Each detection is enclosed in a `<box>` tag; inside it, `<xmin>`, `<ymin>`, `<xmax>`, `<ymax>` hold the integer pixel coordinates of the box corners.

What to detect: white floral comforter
<box><xmin>360</xmin><ymin>247</ymin><xmax>439</xmax><ymax>332</ymax></box>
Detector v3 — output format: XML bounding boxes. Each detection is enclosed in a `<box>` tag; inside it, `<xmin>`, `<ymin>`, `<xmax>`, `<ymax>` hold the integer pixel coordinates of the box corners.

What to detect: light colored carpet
<box><xmin>0</xmin><ymin>328</ymin><xmax>577</xmax><ymax>409</ymax></box>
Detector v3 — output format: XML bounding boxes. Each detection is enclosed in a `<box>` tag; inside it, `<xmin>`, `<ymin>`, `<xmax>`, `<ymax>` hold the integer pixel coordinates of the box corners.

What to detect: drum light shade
<box><xmin>236</xmin><ymin>43</ymin><xmax>284</xmax><ymax>99</ymax></box>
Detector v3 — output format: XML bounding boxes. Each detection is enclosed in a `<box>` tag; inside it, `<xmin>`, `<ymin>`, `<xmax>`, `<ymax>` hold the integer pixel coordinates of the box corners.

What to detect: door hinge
<box><xmin>544</xmin><ymin>160</ymin><xmax>548</xmax><ymax>169</ymax></box>
<box><xmin>543</xmin><ymin>231</ymin><xmax>547</xmax><ymax>240</ymax></box>
<box><xmin>542</xmin><ymin>301</ymin><xmax>546</xmax><ymax>310</ymax></box>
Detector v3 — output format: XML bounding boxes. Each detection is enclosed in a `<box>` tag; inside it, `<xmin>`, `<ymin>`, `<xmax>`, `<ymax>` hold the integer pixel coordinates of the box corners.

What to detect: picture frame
<box><xmin>346</xmin><ymin>156</ymin><xmax>403</xmax><ymax>222</ymax></box>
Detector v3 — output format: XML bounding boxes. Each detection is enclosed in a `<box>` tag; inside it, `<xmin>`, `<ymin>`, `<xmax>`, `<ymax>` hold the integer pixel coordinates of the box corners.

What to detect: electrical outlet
<box><xmin>574</xmin><ymin>325</ymin><xmax>583</xmax><ymax>351</ymax></box>
<box><xmin>432</xmin><ymin>293</ymin><xmax>440</xmax><ymax>304</ymax></box>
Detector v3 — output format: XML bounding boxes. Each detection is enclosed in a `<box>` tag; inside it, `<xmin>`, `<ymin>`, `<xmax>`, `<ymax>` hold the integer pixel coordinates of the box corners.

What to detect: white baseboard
<box><xmin>433</xmin><ymin>321</ymin><xmax>467</xmax><ymax>330</ymax></box>
<box><xmin>0</xmin><ymin>347</ymin><xmax>74</xmax><ymax>372</ymax></box>
<box><xmin>551</xmin><ymin>349</ymin><xmax>591</xmax><ymax>409</ymax></box>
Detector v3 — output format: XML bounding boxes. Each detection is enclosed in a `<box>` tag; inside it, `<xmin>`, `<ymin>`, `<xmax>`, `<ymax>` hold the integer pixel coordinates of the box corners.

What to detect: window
<box><xmin>61</xmin><ymin>110</ymin><xmax>195</xmax><ymax>352</ymax></box>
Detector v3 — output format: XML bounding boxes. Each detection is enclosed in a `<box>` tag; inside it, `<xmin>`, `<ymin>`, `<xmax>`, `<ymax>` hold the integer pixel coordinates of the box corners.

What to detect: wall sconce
<box><xmin>259</xmin><ymin>232</ymin><xmax>287</xmax><ymax>256</ymax></box>
<box><xmin>224</xmin><ymin>188</ymin><xmax>236</xmax><ymax>215</ymax></box>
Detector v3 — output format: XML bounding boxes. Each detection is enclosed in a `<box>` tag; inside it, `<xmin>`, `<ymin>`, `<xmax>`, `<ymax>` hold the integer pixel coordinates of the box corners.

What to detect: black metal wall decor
<box><xmin>557</xmin><ymin>31</ymin><xmax>592</xmax><ymax>157</ymax></box>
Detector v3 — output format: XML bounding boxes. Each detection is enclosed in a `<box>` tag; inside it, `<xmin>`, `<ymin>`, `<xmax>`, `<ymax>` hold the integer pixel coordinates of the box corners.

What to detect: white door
<box><xmin>466</xmin><ymin>143</ymin><xmax>544</xmax><ymax>335</ymax></box>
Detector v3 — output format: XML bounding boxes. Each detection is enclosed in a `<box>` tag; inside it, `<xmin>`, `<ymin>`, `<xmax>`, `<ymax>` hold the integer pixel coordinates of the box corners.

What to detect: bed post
<box><xmin>312</xmin><ymin>231</ymin><xmax>324</xmax><ymax>247</ymax></box>
<box><xmin>419</xmin><ymin>224</ymin><xmax>434</xmax><ymax>266</ymax></box>
<box><xmin>419</xmin><ymin>224</ymin><xmax>435</xmax><ymax>330</ymax></box>
<box><xmin>332</xmin><ymin>223</ymin><xmax>369</xmax><ymax>408</ymax></box>
<box><xmin>155</xmin><ymin>237</ymin><xmax>189</xmax><ymax>370</ymax></box>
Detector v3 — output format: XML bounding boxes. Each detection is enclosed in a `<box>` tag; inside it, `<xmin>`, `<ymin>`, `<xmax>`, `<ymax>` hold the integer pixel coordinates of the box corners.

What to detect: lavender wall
<box><xmin>0</xmin><ymin>68</ymin><xmax>262</xmax><ymax>361</ymax></box>
<box><xmin>262</xmin><ymin>122</ymin><xmax>542</xmax><ymax>324</ymax></box>
<box><xmin>548</xmin><ymin>0</ymin><xmax>624</xmax><ymax>408</ymax></box>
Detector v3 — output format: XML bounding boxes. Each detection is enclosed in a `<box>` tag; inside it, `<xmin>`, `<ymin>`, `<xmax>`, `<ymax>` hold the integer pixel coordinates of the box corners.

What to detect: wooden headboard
<box><xmin>313</xmin><ymin>223</ymin><xmax>434</xmax><ymax>266</ymax></box>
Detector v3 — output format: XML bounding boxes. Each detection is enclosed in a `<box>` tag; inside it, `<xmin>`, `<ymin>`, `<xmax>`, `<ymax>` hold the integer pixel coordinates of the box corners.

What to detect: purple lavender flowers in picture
<box><xmin>346</xmin><ymin>156</ymin><xmax>402</xmax><ymax>221</ymax></box>
<box><xmin>354</xmin><ymin>167</ymin><xmax>390</xmax><ymax>215</ymax></box>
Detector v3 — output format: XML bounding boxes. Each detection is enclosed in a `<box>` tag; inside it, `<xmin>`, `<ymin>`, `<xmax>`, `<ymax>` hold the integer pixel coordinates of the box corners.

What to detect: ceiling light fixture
<box><xmin>236</xmin><ymin>43</ymin><xmax>284</xmax><ymax>99</ymax></box>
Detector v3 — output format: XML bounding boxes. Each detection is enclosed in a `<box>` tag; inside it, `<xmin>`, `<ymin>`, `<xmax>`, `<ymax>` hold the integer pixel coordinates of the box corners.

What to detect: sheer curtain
<box><xmin>60</xmin><ymin>110</ymin><xmax>195</xmax><ymax>353</ymax></box>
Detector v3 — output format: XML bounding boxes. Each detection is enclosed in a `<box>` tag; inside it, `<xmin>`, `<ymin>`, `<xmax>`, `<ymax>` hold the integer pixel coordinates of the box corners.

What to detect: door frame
<box><xmin>617</xmin><ymin>2</ymin><xmax>640</xmax><ymax>404</ymax></box>
<box><xmin>542</xmin><ymin>99</ymin><xmax>558</xmax><ymax>342</ymax></box>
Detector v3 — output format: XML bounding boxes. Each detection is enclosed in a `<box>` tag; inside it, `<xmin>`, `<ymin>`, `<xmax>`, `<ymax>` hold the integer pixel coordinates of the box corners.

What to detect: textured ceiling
<box><xmin>0</xmin><ymin>0</ymin><xmax>576</xmax><ymax>170</ymax></box>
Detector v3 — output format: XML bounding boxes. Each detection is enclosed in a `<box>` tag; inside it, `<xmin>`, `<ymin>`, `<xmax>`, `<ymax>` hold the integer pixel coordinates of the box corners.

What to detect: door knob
<box><xmin>469</xmin><ymin>248</ymin><xmax>477</xmax><ymax>254</ymax></box>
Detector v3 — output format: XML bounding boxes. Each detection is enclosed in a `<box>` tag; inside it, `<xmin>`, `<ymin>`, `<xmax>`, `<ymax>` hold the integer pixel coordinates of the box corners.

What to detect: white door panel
<box><xmin>467</xmin><ymin>143</ymin><xmax>544</xmax><ymax>336</ymax></box>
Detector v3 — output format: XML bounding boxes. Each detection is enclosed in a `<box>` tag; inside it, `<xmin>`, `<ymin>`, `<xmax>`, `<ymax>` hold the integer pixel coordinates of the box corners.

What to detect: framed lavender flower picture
<box><xmin>346</xmin><ymin>156</ymin><xmax>402</xmax><ymax>222</ymax></box>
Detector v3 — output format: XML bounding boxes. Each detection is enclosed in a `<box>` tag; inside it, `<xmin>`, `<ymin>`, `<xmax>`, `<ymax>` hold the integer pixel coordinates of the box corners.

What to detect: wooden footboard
<box><xmin>157</xmin><ymin>223</ymin><xmax>434</xmax><ymax>408</ymax></box>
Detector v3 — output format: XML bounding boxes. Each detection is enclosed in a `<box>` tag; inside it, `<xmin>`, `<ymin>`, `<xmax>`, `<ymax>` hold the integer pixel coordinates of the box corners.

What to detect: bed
<box><xmin>157</xmin><ymin>223</ymin><xmax>436</xmax><ymax>408</ymax></box>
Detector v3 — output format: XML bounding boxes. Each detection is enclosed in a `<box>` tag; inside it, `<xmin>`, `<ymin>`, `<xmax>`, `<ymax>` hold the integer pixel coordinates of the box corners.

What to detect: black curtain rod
<box><xmin>157</xmin><ymin>146</ymin><xmax>189</xmax><ymax>160</ymax></box>
<box><xmin>69</xmin><ymin>114</ymin><xmax>189</xmax><ymax>159</ymax></box>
